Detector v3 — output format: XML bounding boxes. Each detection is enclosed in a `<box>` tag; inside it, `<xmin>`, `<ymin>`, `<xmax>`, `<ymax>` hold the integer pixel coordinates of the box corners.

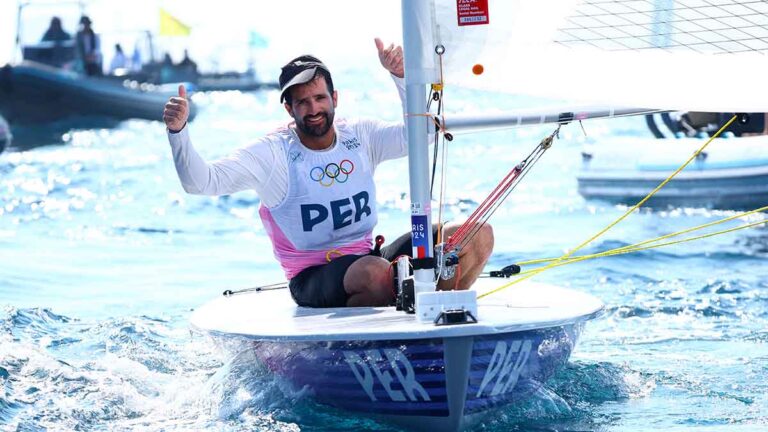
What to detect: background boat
<box><xmin>0</xmin><ymin>60</ymin><xmax>195</xmax><ymax>124</ymax></box>
<box><xmin>0</xmin><ymin>0</ymin><xmax>277</xmax><ymax>145</ymax></box>
<box><xmin>114</xmin><ymin>58</ymin><xmax>279</xmax><ymax>93</ymax></box>
<box><xmin>1</xmin><ymin>1</ymin><xmax>201</xmax><ymax>126</ymax></box>
<box><xmin>578</xmin><ymin>113</ymin><xmax>768</xmax><ymax>210</ymax></box>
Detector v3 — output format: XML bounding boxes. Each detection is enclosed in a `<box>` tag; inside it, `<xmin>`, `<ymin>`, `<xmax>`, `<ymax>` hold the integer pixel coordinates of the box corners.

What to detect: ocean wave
<box><xmin>470</xmin><ymin>360</ymin><xmax>652</xmax><ymax>431</ymax></box>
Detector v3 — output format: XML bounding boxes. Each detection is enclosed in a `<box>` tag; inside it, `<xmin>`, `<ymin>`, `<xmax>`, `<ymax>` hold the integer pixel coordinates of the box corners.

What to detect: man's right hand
<box><xmin>163</xmin><ymin>85</ymin><xmax>188</xmax><ymax>132</ymax></box>
<box><xmin>374</xmin><ymin>38</ymin><xmax>404</xmax><ymax>78</ymax></box>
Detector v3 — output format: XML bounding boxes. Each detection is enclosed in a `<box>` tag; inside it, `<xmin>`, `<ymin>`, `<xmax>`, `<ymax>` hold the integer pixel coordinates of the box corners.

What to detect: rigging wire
<box><xmin>444</xmin><ymin>127</ymin><xmax>559</xmax><ymax>254</ymax></box>
<box><xmin>478</xmin><ymin>114</ymin><xmax>739</xmax><ymax>300</ymax></box>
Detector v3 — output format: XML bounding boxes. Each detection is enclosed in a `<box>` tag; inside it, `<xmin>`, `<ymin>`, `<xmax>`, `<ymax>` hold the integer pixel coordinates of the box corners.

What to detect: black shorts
<box><xmin>288</xmin><ymin>226</ymin><xmax>440</xmax><ymax>308</ymax></box>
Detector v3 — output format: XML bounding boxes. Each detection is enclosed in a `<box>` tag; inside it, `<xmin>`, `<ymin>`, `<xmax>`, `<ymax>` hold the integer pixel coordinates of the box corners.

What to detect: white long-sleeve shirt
<box><xmin>167</xmin><ymin>76</ymin><xmax>408</xmax><ymax>208</ymax></box>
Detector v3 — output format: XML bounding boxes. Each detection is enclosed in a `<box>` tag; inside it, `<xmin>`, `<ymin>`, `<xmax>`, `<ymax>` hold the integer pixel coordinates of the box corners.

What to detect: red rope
<box><xmin>444</xmin><ymin>129</ymin><xmax>557</xmax><ymax>253</ymax></box>
<box><xmin>446</xmin><ymin>165</ymin><xmax>522</xmax><ymax>251</ymax></box>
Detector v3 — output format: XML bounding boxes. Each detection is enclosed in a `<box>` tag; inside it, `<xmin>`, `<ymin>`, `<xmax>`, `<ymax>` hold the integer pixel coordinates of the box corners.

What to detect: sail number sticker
<box><xmin>343</xmin><ymin>349</ymin><xmax>431</xmax><ymax>403</ymax></box>
<box><xmin>457</xmin><ymin>0</ymin><xmax>490</xmax><ymax>26</ymax></box>
<box><xmin>475</xmin><ymin>340</ymin><xmax>532</xmax><ymax>397</ymax></box>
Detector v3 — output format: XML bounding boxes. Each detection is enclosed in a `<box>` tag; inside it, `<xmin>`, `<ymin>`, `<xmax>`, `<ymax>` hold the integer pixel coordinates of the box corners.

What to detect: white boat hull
<box><xmin>191</xmin><ymin>280</ymin><xmax>603</xmax><ymax>431</ymax></box>
<box><xmin>250</xmin><ymin>323</ymin><xmax>584</xmax><ymax>431</ymax></box>
<box><xmin>578</xmin><ymin>135</ymin><xmax>768</xmax><ymax>210</ymax></box>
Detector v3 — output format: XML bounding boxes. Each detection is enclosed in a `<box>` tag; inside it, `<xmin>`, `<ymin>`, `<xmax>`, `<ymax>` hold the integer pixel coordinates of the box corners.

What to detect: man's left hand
<box><xmin>374</xmin><ymin>38</ymin><xmax>404</xmax><ymax>78</ymax></box>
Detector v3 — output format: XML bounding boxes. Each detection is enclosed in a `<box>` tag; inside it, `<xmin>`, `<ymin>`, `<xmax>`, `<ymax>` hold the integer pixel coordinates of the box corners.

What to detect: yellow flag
<box><xmin>159</xmin><ymin>8</ymin><xmax>190</xmax><ymax>36</ymax></box>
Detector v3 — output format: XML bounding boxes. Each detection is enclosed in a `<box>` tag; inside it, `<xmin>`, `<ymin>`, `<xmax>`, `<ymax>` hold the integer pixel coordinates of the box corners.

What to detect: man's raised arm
<box><xmin>163</xmin><ymin>85</ymin><xmax>269</xmax><ymax>196</ymax></box>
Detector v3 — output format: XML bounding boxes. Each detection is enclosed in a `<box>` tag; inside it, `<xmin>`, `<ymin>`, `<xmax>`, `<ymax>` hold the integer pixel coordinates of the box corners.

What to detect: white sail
<box><xmin>427</xmin><ymin>0</ymin><xmax>768</xmax><ymax>113</ymax></box>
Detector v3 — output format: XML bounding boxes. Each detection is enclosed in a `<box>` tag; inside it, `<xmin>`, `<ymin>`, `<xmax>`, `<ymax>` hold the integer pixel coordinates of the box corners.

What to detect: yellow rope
<box><xmin>516</xmin><ymin>204</ymin><xmax>768</xmax><ymax>267</ymax></box>
<box><xmin>478</xmin><ymin>114</ymin><xmax>739</xmax><ymax>299</ymax></box>
<box><xmin>511</xmin><ymin>218</ymin><xmax>767</xmax><ymax>276</ymax></box>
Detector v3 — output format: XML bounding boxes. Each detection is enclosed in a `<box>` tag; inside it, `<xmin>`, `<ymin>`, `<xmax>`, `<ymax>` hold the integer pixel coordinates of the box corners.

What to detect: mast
<box><xmin>401</xmin><ymin>0</ymin><xmax>436</xmax><ymax>293</ymax></box>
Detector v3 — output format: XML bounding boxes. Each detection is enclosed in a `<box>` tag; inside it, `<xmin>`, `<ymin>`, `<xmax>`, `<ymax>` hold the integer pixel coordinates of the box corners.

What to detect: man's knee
<box><xmin>457</xmin><ymin>223</ymin><xmax>494</xmax><ymax>256</ymax></box>
<box><xmin>344</xmin><ymin>256</ymin><xmax>393</xmax><ymax>302</ymax></box>
<box><xmin>475</xmin><ymin>223</ymin><xmax>494</xmax><ymax>253</ymax></box>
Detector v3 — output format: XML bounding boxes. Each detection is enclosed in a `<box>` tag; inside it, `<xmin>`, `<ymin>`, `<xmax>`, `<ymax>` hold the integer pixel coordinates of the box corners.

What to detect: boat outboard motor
<box><xmin>678</xmin><ymin>112</ymin><xmax>766</xmax><ymax>137</ymax></box>
<box><xmin>727</xmin><ymin>112</ymin><xmax>766</xmax><ymax>136</ymax></box>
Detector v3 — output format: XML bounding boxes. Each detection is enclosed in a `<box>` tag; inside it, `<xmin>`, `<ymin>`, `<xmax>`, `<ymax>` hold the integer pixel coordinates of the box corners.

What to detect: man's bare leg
<box><xmin>343</xmin><ymin>256</ymin><xmax>394</xmax><ymax>307</ymax></box>
<box><xmin>436</xmin><ymin>222</ymin><xmax>494</xmax><ymax>291</ymax></box>
<box><xmin>342</xmin><ymin>221</ymin><xmax>493</xmax><ymax>306</ymax></box>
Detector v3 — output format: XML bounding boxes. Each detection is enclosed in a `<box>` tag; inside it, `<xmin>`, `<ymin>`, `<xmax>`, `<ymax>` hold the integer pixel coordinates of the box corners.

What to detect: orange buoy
<box><xmin>472</xmin><ymin>64</ymin><xmax>484</xmax><ymax>75</ymax></box>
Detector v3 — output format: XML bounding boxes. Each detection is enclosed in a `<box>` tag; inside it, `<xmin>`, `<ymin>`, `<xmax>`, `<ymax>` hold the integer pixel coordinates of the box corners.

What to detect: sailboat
<box><xmin>191</xmin><ymin>1</ymin><xmax>768</xmax><ymax>430</ymax></box>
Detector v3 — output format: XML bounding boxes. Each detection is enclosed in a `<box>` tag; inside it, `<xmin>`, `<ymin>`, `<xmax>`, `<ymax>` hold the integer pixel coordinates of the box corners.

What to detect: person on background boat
<box><xmin>174</xmin><ymin>49</ymin><xmax>198</xmax><ymax>82</ymax></box>
<box><xmin>41</xmin><ymin>17</ymin><xmax>71</xmax><ymax>42</ymax></box>
<box><xmin>130</xmin><ymin>45</ymin><xmax>143</xmax><ymax>72</ymax></box>
<box><xmin>40</xmin><ymin>16</ymin><xmax>74</xmax><ymax>68</ymax></box>
<box><xmin>163</xmin><ymin>39</ymin><xmax>493</xmax><ymax>308</ymax></box>
<box><xmin>160</xmin><ymin>52</ymin><xmax>175</xmax><ymax>83</ymax></box>
<box><xmin>109</xmin><ymin>43</ymin><xmax>127</xmax><ymax>74</ymax></box>
<box><xmin>75</xmin><ymin>15</ymin><xmax>102</xmax><ymax>76</ymax></box>
<box><xmin>178</xmin><ymin>49</ymin><xmax>198</xmax><ymax>74</ymax></box>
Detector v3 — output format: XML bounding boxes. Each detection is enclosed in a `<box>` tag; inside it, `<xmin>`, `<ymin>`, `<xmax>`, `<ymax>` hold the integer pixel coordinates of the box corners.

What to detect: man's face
<box><xmin>284</xmin><ymin>77</ymin><xmax>337</xmax><ymax>138</ymax></box>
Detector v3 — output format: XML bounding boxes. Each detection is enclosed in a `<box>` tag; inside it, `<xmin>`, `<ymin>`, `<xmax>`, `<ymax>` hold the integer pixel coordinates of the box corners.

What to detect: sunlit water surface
<box><xmin>1</xmin><ymin>69</ymin><xmax>768</xmax><ymax>431</ymax></box>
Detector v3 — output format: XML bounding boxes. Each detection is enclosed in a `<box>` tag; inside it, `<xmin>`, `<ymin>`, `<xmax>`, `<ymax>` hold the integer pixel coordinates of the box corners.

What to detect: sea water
<box><xmin>2</xmin><ymin>6</ymin><xmax>768</xmax><ymax>432</ymax></box>
<box><xmin>2</xmin><ymin>77</ymin><xmax>767</xmax><ymax>431</ymax></box>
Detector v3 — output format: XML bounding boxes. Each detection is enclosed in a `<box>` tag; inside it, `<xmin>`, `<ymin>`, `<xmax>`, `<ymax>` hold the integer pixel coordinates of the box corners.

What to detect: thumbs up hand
<box><xmin>374</xmin><ymin>37</ymin><xmax>404</xmax><ymax>78</ymax></box>
<box><xmin>163</xmin><ymin>84</ymin><xmax>189</xmax><ymax>133</ymax></box>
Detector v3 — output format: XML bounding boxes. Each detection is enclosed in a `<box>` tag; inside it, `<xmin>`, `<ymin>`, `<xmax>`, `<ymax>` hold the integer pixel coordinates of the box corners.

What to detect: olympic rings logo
<box><xmin>309</xmin><ymin>159</ymin><xmax>355</xmax><ymax>187</ymax></box>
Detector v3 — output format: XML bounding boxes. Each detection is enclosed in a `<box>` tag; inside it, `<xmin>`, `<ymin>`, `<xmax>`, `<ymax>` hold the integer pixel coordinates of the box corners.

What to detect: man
<box><xmin>75</xmin><ymin>16</ymin><xmax>101</xmax><ymax>76</ymax></box>
<box><xmin>178</xmin><ymin>49</ymin><xmax>198</xmax><ymax>73</ymax></box>
<box><xmin>109</xmin><ymin>43</ymin><xmax>127</xmax><ymax>74</ymax></box>
<box><xmin>41</xmin><ymin>17</ymin><xmax>71</xmax><ymax>42</ymax></box>
<box><xmin>163</xmin><ymin>39</ymin><xmax>493</xmax><ymax>308</ymax></box>
<box><xmin>40</xmin><ymin>16</ymin><xmax>73</xmax><ymax>68</ymax></box>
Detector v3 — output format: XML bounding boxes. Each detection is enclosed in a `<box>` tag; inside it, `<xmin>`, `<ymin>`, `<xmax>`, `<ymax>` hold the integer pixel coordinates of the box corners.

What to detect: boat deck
<box><xmin>191</xmin><ymin>279</ymin><xmax>604</xmax><ymax>341</ymax></box>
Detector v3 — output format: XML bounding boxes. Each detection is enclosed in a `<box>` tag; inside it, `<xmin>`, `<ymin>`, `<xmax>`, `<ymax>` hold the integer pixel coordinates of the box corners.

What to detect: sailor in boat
<box><xmin>163</xmin><ymin>39</ymin><xmax>493</xmax><ymax>308</ymax></box>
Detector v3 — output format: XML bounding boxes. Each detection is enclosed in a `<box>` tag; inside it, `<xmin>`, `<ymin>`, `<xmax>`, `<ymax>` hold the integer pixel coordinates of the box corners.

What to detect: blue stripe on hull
<box><xmin>464</xmin><ymin>324</ymin><xmax>583</xmax><ymax>415</ymax></box>
<box><xmin>254</xmin><ymin>338</ymin><xmax>450</xmax><ymax>416</ymax></box>
<box><xmin>249</xmin><ymin>323</ymin><xmax>584</xmax><ymax>420</ymax></box>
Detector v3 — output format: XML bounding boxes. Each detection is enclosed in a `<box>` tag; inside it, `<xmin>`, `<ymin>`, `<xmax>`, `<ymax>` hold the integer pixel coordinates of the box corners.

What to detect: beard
<box><xmin>296</xmin><ymin>111</ymin><xmax>334</xmax><ymax>137</ymax></box>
